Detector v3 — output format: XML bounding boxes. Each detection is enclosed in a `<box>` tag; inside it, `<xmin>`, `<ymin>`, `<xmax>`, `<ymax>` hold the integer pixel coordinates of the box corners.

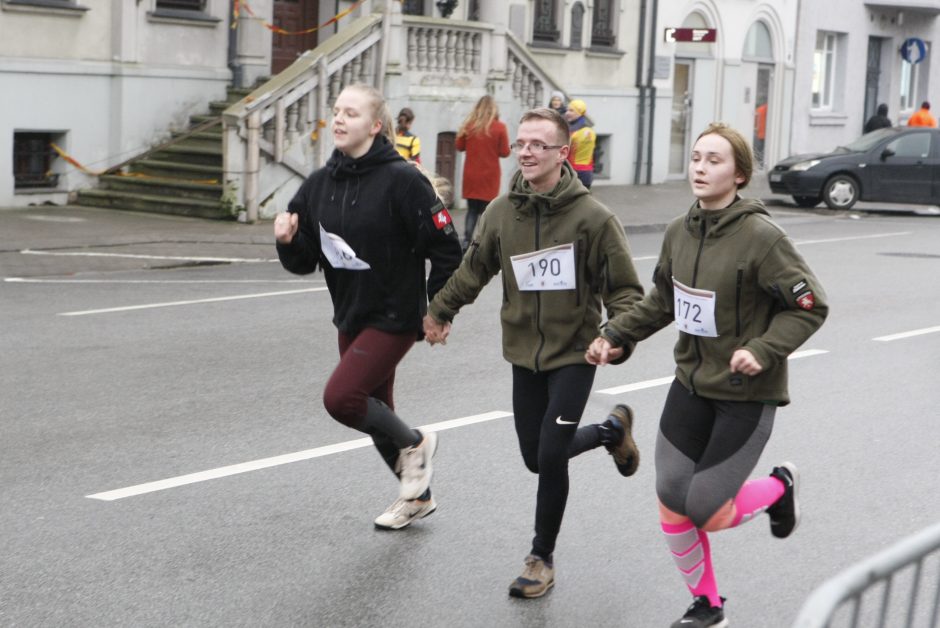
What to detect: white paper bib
<box><xmin>510</xmin><ymin>243</ymin><xmax>577</xmax><ymax>291</ymax></box>
<box><xmin>319</xmin><ymin>223</ymin><xmax>371</xmax><ymax>271</ymax></box>
<box><xmin>673</xmin><ymin>277</ymin><xmax>719</xmax><ymax>337</ymax></box>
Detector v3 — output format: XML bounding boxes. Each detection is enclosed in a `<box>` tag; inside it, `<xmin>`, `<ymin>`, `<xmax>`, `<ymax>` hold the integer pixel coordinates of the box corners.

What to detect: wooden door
<box><xmin>436</xmin><ymin>132</ymin><xmax>456</xmax><ymax>188</ymax></box>
<box><xmin>272</xmin><ymin>0</ymin><xmax>319</xmax><ymax>75</ymax></box>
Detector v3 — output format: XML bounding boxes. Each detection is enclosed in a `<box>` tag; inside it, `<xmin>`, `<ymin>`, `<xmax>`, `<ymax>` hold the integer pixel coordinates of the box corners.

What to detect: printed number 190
<box><xmin>529</xmin><ymin>258</ymin><xmax>561</xmax><ymax>277</ymax></box>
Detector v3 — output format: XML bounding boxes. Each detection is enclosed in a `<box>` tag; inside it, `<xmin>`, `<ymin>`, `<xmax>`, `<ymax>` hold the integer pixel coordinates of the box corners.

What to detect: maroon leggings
<box><xmin>322</xmin><ymin>327</ymin><xmax>415</xmax><ymax>472</ymax></box>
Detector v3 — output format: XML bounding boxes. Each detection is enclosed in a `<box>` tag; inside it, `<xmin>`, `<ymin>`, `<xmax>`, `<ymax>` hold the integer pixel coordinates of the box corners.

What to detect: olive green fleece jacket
<box><xmin>602</xmin><ymin>198</ymin><xmax>828</xmax><ymax>405</ymax></box>
<box><xmin>428</xmin><ymin>162</ymin><xmax>644</xmax><ymax>372</ymax></box>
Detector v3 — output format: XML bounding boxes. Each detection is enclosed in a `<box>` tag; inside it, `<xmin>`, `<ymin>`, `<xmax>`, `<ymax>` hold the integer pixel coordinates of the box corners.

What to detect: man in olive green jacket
<box><xmin>423</xmin><ymin>108</ymin><xmax>644</xmax><ymax>599</ymax></box>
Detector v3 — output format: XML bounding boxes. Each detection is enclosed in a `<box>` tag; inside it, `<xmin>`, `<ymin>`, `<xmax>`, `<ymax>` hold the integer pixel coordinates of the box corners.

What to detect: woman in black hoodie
<box><xmin>274</xmin><ymin>84</ymin><xmax>462</xmax><ymax>530</ymax></box>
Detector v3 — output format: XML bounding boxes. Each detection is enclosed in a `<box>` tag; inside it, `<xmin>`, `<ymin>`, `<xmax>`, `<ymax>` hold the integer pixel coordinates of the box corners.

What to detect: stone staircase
<box><xmin>75</xmin><ymin>86</ymin><xmax>252</xmax><ymax>220</ymax></box>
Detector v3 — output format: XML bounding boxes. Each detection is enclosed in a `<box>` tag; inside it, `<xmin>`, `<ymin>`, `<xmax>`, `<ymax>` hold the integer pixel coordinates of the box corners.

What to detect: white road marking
<box><xmin>873</xmin><ymin>325</ymin><xmax>940</xmax><ymax>342</ymax></box>
<box><xmin>86</xmin><ymin>411</ymin><xmax>512</xmax><ymax>501</ymax></box>
<box><xmin>20</xmin><ymin>249</ymin><xmax>275</xmax><ymax>264</ymax></box>
<box><xmin>58</xmin><ymin>288</ymin><xmax>328</xmax><ymax>316</ymax></box>
<box><xmin>5</xmin><ymin>278</ymin><xmax>320</xmax><ymax>284</ymax></box>
<box><xmin>596</xmin><ymin>349</ymin><xmax>827</xmax><ymax>395</ymax></box>
<box><xmin>793</xmin><ymin>231</ymin><xmax>910</xmax><ymax>246</ymax></box>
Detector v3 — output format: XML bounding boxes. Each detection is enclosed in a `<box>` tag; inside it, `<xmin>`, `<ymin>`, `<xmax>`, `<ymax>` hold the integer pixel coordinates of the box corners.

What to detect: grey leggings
<box><xmin>655</xmin><ymin>379</ymin><xmax>776</xmax><ymax>528</ymax></box>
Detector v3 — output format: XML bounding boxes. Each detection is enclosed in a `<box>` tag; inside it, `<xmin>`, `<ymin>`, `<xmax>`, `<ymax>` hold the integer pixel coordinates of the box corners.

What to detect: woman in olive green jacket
<box><xmin>587</xmin><ymin>123</ymin><xmax>827</xmax><ymax>628</ymax></box>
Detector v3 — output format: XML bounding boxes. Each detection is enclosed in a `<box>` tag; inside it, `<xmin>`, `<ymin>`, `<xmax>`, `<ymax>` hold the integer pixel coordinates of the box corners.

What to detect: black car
<box><xmin>768</xmin><ymin>127</ymin><xmax>940</xmax><ymax>210</ymax></box>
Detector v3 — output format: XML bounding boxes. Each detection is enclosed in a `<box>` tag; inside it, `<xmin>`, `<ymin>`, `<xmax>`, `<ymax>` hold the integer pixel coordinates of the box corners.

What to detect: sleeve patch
<box><xmin>432</xmin><ymin>207</ymin><xmax>453</xmax><ymax>230</ymax></box>
<box><xmin>791</xmin><ymin>279</ymin><xmax>807</xmax><ymax>294</ymax></box>
<box><xmin>795</xmin><ymin>290</ymin><xmax>815</xmax><ymax>310</ymax></box>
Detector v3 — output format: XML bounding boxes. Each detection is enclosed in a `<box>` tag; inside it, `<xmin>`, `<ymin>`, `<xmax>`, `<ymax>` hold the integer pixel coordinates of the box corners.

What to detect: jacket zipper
<box><xmin>688</xmin><ymin>217</ymin><xmax>708</xmax><ymax>395</ymax></box>
<box><xmin>533</xmin><ymin>206</ymin><xmax>546</xmax><ymax>372</ymax></box>
<box><xmin>735</xmin><ymin>267</ymin><xmax>744</xmax><ymax>337</ymax></box>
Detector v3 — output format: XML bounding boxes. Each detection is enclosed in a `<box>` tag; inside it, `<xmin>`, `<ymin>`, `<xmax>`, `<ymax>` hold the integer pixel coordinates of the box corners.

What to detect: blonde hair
<box><xmin>695</xmin><ymin>122</ymin><xmax>754</xmax><ymax>189</ymax></box>
<box><xmin>458</xmin><ymin>95</ymin><xmax>499</xmax><ymax>138</ymax></box>
<box><xmin>519</xmin><ymin>107</ymin><xmax>570</xmax><ymax>145</ymax></box>
<box><xmin>411</xmin><ymin>162</ymin><xmax>454</xmax><ymax>207</ymax></box>
<box><xmin>340</xmin><ymin>83</ymin><xmax>395</xmax><ymax>143</ymax></box>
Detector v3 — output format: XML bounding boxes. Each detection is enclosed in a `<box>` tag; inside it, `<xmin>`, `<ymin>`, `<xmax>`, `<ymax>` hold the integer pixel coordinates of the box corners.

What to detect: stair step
<box><xmin>190</xmin><ymin>114</ymin><xmax>222</xmax><ymax>126</ymax></box>
<box><xmin>99</xmin><ymin>174</ymin><xmax>222</xmax><ymax>200</ymax></box>
<box><xmin>76</xmin><ymin>189</ymin><xmax>231</xmax><ymax>220</ymax></box>
<box><xmin>169</xmin><ymin>131</ymin><xmax>223</xmax><ymax>146</ymax></box>
<box><xmin>150</xmin><ymin>144</ymin><xmax>222</xmax><ymax>167</ymax></box>
<box><xmin>132</xmin><ymin>159</ymin><xmax>223</xmax><ymax>179</ymax></box>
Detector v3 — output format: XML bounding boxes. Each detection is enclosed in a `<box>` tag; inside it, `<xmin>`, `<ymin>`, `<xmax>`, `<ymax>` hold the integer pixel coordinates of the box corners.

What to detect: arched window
<box><xmin>676</xmin><ymin>12</ymin><xmax>714</xmax><ymax>57</ymax></box>
<box><xmin>591</xmin><ymin>0</ymin><xmax>615</xmax><ymax>48</ymax></box>
<box><xmin>744</xmin><ymin>21</ymin><xmax>774</xmax><ymax>61</ymax></box>
<box><xmin>570</xmin><ymin>2</ymin><xmax>585</xmax><ymax>50</ymax></box>
<box><xmin>533</xmin><ymin>0</ymin><xmax>560</xmax><ymax>43</ymax></box>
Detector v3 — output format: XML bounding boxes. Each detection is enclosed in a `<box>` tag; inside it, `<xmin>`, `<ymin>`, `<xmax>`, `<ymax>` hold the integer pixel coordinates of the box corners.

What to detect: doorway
<box><xmin>669</xmin><ymin>60</ymin><xmax>693</xmax><ymax>177</ymax></box>
<box><xmin>753</xmin><ymin>64</ymin><xmax>773</xmax><ymax>169</ymax></box>
<box><xmin>272</xmin><ymin>0</ymin><xmax>320</xmax><ymax>75</ymax></box>
<box><xmin>864</xmin><ymin>37</ymin><xmax>885</xmax><ymax>131</ymax></box>
<box><xmin>436</xmin><ymin>132</ymin><xmax>456</xmax><ymax>192</ymax></box>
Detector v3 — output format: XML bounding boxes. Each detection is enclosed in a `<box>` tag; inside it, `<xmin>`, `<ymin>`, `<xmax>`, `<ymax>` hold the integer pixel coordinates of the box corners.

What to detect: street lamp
<box><xmin>435</xmin><ymin>0</ymin><xmax>458</xmax><ymax>18</ymax></box>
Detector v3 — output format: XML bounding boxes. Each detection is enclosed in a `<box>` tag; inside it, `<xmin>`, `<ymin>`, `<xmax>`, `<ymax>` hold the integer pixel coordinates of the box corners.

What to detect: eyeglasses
<box><xmin>510</xmin><ymin>141</ymin><xmax>565</xmax><ymax>153</ymax></box>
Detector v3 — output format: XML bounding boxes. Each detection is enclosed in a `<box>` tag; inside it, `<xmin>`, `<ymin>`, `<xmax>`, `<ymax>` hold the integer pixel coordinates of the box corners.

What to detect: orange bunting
<box><xmin>233</xmin><ymin>0</ymin><xmax>366</xmax><ymax>36</ymax></box>
<box><xmin>50</xmin><ymin>143</ymin><xmax>105</xmax><ymax>176</ymax></box>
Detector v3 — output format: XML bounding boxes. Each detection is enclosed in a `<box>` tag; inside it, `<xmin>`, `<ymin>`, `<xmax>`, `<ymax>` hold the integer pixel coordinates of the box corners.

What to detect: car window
<box><xmin>843</xmin><ymin>128</ymin><xmax>895</xmax><ymax>152</ymax></box>
<box><xmin>885</xmin><ymin>133</ymin><xmax>931</xmax><ymax>158</ymax></box>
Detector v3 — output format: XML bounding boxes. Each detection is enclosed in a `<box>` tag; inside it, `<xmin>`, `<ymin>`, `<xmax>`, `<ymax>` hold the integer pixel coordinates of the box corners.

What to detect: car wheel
<box><xmin>822</xmin><ymin>175</ymin><xmax>859</xmax><ymax>210</ymax></box>
<box><xmin>793</xmin><ymin>195</ymin><xmax>821</xmax><ymax>208</ymax></box>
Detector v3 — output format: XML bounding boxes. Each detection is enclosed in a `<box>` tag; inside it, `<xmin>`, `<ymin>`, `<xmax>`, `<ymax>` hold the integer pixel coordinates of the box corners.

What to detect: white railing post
<box><xmin>245</xmin><ymin>110</ymin><xmax>261</xmax><ymax>223</ymax></box>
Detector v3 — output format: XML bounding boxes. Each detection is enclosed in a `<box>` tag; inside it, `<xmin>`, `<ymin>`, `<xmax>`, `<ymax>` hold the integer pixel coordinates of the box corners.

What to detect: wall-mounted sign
<box><xmin>664</xmin><ymin>28</ymin><xmax>717</xmax><ymax>43</ymax></box>
<box><xmin>900</xmin><ymin>38</ymin><xmax>927</xmax><ymax>64</ymax></box>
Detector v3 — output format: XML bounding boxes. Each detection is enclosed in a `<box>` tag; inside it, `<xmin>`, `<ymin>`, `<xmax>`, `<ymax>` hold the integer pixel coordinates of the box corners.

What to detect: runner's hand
<box><xmin>729</xmin><ymin>348</ymin><xmax>763</xmax><ymax>375</ymax></box>
<box><xmin>423</xmin><ymin>314</ymin><xmax>451</xmax><ymax>346</ymax></box>
<box><xmin>274</xmin><ymin>212</ymin><xmax>298</xmax><ymax>244</ymax></box>
<box><xmin>585</xmin><ymin>336</ymin><xmax>623</xmax><ymax>365</ymax></box>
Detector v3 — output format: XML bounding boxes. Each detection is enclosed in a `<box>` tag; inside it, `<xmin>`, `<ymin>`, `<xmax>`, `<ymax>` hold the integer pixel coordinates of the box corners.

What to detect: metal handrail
<box><xmin>792</xmin><ymin>521</ymin><xmax>940</xmax><ymax>628</ymax></box>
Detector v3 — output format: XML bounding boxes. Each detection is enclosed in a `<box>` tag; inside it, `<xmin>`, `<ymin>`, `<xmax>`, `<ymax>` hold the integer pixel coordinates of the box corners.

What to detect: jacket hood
<box><xmin>327</xmin><ymin>135</ymin><xmax>403</xmax><ymax>179</ymax></box>
<box><xmin>507</xmin><ymin>161</ymin><xmax>589</xmax><ymax>215</ymax></box>
<box><xmin>684</xmin><ymin>197</ymin><xmax>770</xmax><ymax>238</ymax></box>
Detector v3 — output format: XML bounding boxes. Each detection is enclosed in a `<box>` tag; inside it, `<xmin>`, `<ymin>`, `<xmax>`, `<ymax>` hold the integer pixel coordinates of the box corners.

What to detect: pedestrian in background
<box><xmin>907</xmin><ymin>101</ymin><xmax>937</xmax><ymax>127</ymax></box>
<box><xmin>274</xmin><ymin>84</ymin><xmax>462</xmax><ymax>531</ymax></box>
<box><xmin>548</xmin><ymin>91</ymin><xmax>566</xmax><ymax>117</ymax></box>
<box><xmin>587</xmin><ymin>122</ymin><xmax>828</xmax><ymax>628</ymax></box>
<box><xmin>425</xmin><ymin>107</ymin><xmax>644</xmax><ymax>599</ymax></box>
<box><xmin>564</xmin><ymin>99</ymin><xmax>597</xmax><ymax>189</ymax></box>
<box><xmin>456</xmin><ymin>95</ymin><xmax>511</xmax><ymax>250</ymax></box>
<box><xmin>395</xmin><ymin>107</ymin><xmax>422</xmax><ymax>162</ymax></box>
<box><xmin>863</xmin><ymin>103</ymin><xmax>892</xmax><ymax>133</ymax></box>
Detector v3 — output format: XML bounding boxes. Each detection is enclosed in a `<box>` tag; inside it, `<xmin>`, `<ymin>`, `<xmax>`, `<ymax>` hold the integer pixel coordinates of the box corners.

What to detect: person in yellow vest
<box><xmin>395</xmin><ymin>107</ymin><xmax>422</xmax><ymax>162</ymax></box>
<box><xmin>564</xmin><ymin>99</ymin><xmax>597</xmax><ymax>189</ymax></box>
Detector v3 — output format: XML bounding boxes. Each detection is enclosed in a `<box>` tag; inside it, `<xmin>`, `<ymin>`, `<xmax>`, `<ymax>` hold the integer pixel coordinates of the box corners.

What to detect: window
<box><xmin>155</xmin><ymin>0</ymin><xmax>204</xmax><ymax>9</ymax></box>
<box><xmin>590</xmin><ymin>0</ymin><xmax>615</xmax><ymax>48</ymax></box>
<box><xmin>533</xmin><ymin>0</ymin><xmax>559</xmax><ymax>44</ymax></box>
<box><xmin>401</xmin><ymin>0</ymin><xmax>423</xmax><ymax>15</ymax></box>
<box><xmin>900</xmin><ymin>60</ymin><xmax>919</xmax><ymax>111</ymax></box>
<box><xmin>13</xmin><ymin>132</ymin><xmax>59</xmax><ymax>190</ymax></box>
<box><xmin>569</xmin><ymin>2</ymin><xmax>584</xmax><ymax>50</ymax></box>
<box><xmin>886</xmin><ymin>133</ymin><xmax>930</xmax><ymax>158</ymax></box>
<box><xmin>812</xmin><ymin>32</ymin><xmax>836</xmax><ymax>109</ymax></box>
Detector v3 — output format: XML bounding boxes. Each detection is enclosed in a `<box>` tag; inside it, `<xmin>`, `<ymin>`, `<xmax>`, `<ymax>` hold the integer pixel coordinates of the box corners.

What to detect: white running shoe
<box><xmin>397</xmin><ymin>431</ymin><xmax>438</xmax><ymax>500</ymax></box>
<box><xmin>374</xmin><ymin>496</ymin><xmax>437</xmax><ymax>530</ymax></box>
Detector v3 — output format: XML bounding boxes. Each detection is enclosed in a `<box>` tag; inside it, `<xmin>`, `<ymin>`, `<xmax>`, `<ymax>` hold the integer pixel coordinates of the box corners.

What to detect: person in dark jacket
<box><xmin>587</xmin><ymin>123</ymin><xmax>827</xmax><ymax>628</ymax></box>
<box><xmin>863</xmin><ymin>103</ymin><xmax>892</xmax><ymax>133</ymax></box>
<box><xmin>274</xmin><ymin>84</ymin><xmax>462</xmax><ymax>531</ymax></box>
<box><xmin>424</xmin><ymin>108</ymin><xmax>645</xmax><ymax>599</ymax></box>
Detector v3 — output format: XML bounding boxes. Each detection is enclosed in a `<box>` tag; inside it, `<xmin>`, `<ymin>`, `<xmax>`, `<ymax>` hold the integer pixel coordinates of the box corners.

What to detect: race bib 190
<box><xmin>319</xmin><ymin>223</ymin><xmax>371</xmax><ymax>271</ymax></box>
<box><xmin>673</xmin><ymin>277</ymin><xmax>718</xmax><ymax>337</ymax></box>
<box><xmin>510</xmin><ymin>243</ymin><xmax>577</xmax><ymax>291</ymax></box>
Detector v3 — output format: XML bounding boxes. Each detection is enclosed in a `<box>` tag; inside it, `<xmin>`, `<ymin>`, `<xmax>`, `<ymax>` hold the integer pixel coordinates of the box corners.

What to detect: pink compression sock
<box><xmin>661</xmin><ymin>519</ymin><xmax>721</xmax><ymax>608</ymax></box>
<box><xmin>730</xmin><ymin>476</ymin><xmax>785</xmax><ymax>528</ymax></box>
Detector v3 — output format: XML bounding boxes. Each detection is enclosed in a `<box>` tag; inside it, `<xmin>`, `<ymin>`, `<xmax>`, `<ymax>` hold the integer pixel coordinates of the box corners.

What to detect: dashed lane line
<box><xmin>58</xmin><ymin>287</ymin><xmax>329</xmax><ymax>316</ymax></box>
<box><xmin>20</xmin><ymin>249</ymin><xmax>276</xmax><ymax>264</ymax></box>
<box><xmin>86</xmin><ymin>411</ymin><xmax>513</xmax><ymax>501</ymax></box>
<box><xmin>873</xmin><ymin>325</ymin><xmax>940</xmax><ymax>342</ymax></box>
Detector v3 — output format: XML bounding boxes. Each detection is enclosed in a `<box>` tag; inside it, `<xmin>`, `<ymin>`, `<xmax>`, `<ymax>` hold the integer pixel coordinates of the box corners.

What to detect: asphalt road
<box><xmin>2</xmin><ymin>207</ymin><xmax>939</xmax><ymax>627</ymax></box>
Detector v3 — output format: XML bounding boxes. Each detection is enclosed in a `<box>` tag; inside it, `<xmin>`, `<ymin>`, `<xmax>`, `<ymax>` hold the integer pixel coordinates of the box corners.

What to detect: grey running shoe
<box><xmin>671</xmin><ymin>596</ymin><xmax>728</xmax><ymax>628</ymax></box>
<box><xmin>508</xmin><ymin>554</ymin><xmax>555</xmax><ymax>598</ymax></box>
<box><xmin>767</xmin><ymin>461</ymin><xmax>800</xmax><ymax>538</ymax></box>
<box><xmin>397</xmin><ymin>430</ymin><xmax>438</xmax><ymax>500</ymax></box>
<box><xmin>604</xmin><ymin>404</ymin><xmax>640</xmax><ymax>477</ymax></box>
<box><xmin>374</xmin><ymin>496</ymin><xmax>437</xmax><ymax>530</ymax></box>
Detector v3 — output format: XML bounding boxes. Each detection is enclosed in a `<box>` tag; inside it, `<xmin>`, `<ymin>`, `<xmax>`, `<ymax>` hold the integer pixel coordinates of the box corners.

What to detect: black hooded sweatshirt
<box><xmin>277</xmin><ymin>135</ymin><xmax>462</xmax><ymax>337</ymax></box>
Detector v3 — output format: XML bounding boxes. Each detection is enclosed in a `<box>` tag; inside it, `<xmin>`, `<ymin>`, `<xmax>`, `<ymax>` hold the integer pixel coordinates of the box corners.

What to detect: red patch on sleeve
<box><xmin>796</xmin><ymin>291</ymin><xmax>815</xmax><ymax>310</ymax></box>
<box><xmin>432</xmin><ymin>208</ymin><xmax>452</xmax><ymax>230</ymax></box>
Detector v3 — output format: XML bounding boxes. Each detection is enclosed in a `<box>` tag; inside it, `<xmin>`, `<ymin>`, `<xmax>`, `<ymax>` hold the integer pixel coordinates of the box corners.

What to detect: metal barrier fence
<box><xmin>793</xmin><ymin>521</ymin><xmax>940</xmax><ymax>628</ymax></box>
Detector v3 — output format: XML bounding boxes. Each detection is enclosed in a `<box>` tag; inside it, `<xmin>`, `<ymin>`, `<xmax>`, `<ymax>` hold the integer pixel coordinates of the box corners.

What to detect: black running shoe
<box><xmin>601</xmin><ymin>404</ymin><xmax>640</xmax><ymax>477</ymax></box>
<box><xmin>671</xmin><ymin>595</ymin><xmax>728</xmax><ymax>628</ymax></box>
<box><xmin>767</xmin><ymin>461</ymin><xmax>800</xmax><ymax>539</ymax></box>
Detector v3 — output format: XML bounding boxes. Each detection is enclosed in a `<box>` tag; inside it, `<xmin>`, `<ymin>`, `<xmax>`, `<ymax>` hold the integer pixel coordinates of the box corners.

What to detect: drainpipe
<box><xmin>645</xmin><ymin>0</ymin><xmax>658</xmax><ymax>184</ymax></box>
<box><xmin>633</xmin><ymin>0</ymin><xmax>648</xmax><ymax>185</ymax></box>
<box><xmin>227</xmin><ymin>0</ymin><xmax>243</xmax><ymax>87</ymax></box>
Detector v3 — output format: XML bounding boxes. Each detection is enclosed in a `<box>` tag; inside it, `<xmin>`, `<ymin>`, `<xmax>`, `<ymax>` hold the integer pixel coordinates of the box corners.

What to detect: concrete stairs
<box><xmin>75</xmin><ymin>87</ymin><xmax>252</xmax><ymax>220</ymax></box>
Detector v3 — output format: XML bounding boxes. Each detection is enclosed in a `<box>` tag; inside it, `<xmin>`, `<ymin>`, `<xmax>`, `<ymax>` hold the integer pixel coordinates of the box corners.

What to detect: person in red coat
<box><xmin>456</xmin><ymin>95</ymin><xmax>511</xmax><ymax>250</ymax></box>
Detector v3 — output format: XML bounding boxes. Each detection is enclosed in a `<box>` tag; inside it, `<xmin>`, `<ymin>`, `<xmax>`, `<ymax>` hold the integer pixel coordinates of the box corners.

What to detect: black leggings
<box><xmin>463</xmin><ymin>198</ymin><xmax>488</xmax><ymax>246</ymax></box>
<box><xmin>654</xmin><ymin>379</ymin><xmax>776</xmax><ymax>527</ymax></box>
<box><xmin>512</xmin><ymin>364</ymin><xmax>601</xmax><ymax>559</ymax></box>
